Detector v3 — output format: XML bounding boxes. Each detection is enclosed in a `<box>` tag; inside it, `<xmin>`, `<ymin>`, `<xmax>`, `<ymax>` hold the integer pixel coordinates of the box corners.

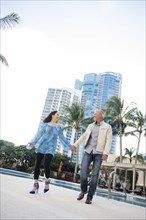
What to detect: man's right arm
<box><xmin>70</xmin><ymin>124</ymin><xmax>92</xmax><ymax>151</ymax></box>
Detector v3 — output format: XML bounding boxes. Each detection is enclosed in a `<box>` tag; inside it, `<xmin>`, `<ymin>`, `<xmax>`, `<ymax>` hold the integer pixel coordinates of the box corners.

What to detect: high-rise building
<box><xmin>74</xmin><ymin>79</ymin><xmax>82</xmax><ymax>91</ymax></box>
<box><xmin>39</xmin><ymin>87</ymin><xmax>81</xmax><ymax>155</ymax></box>
<box><xmin>97</xmin><ymin>72</ymin><xmax>122</xmax><ymax>110</ymax></box>
<box><xmin>81</xmin><ymin>73</ymin><xmax>100</xmax><ymax>117</ymax></box>
<box><xmin>80</xmin><ymin>72</ymin><xmax>122</xmax><ymax>117</ymax></box>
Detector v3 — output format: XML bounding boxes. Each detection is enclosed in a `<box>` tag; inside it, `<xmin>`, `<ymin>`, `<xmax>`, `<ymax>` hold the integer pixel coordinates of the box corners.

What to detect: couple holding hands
<box><xmin>27</xmin><ymin>109</ymin><xmax>112</xmax><ymax>204</ymax></box>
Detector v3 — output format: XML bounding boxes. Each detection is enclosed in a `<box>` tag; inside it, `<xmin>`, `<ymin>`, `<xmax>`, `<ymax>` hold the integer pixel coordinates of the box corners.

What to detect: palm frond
<box><xmin>122</xmin><ymin>102</ymin><xmax>137</xmax><ymax>117</ymax></box>
<box><xmin>115</xmin><ymin>156</ymin><xmax>127</xmax><ymax>163</ymax></box>
<box><xmin>133</xmin><ymin>154</ymin><xmax>144</xmax><ymax>164</ymax></box>
<box><xmin>124</xmin><ymin>147</ymin><xmax>136</xmax><ymax>157</ymax></box>
<box><xmin>0</xmin><ymin>54</ymin><xmax>9</xmax><ymax>66</ymax></box>
<box><xmin>0</xmin><ymin>12</ymin><xmax>20</xmax><ymax>29</ymax></box>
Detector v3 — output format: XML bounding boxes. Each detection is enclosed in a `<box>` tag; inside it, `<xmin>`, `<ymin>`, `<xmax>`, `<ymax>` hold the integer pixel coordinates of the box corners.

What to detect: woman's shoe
<box><xmin>29</xmin><ymin>182</ymin><xmax>39</xmax><ymax>194</ymax></box>
<box><xmin>44</xmin><ymin>179</ymin><xmax>50</xmax><ymax>193</ymax></box>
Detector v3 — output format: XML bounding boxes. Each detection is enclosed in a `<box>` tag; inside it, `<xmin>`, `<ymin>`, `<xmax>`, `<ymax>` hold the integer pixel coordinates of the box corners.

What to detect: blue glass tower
<box><xmin>81</xmin><ymin>73</ymin><xmax>100</xmax><ymax>117</ymax></box>
<box><xmin>74</xmin><ymin>79</ymin><xmax>82</xmax><ymax>91</ymax></box>
<box><xmin>97</xmin><ymin>72</ymin><xmax>122</xmax><ymax>110</ymax></box>
<box><xmin>81</xmin><ymin>72</ymin><xmax>122</xmax><ymax>117</ymax></box>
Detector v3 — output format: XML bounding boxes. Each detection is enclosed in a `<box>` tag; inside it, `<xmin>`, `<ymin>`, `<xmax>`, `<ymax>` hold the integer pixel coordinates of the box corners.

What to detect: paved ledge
<box><xmin>1</xmin><ymin>174</ymin><xmax>146</xmax><ymax>220</ymax></box>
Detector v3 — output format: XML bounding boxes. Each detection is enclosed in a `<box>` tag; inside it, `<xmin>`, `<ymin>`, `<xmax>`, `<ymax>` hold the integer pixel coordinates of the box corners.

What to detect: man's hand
<box><xmin>102</xmin><ymin>154</ymin><xmax>108</xmax><ymax>161</ymax></box>
<box><xmin>70</xmin><ymin>145</ymin><xmax>76</xmax><ymax>151</ymax></box>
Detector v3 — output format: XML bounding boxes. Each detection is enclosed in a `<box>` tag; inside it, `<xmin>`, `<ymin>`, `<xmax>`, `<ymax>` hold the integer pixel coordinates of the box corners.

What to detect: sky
<box><xmin>1</xmin><ymin>0</ymin><xmax>145</xmax><ymax>155</ymax></box>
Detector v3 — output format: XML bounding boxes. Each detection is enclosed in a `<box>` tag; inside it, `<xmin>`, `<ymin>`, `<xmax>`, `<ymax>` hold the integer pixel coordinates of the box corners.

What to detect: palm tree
<box><xmin>124</xmin><ymin>147</ymin><xmax>136</xmax><ymax>163</ymax></box>
<box><xmin>60</xmin><ymin>102</ymin><xmax>93</xmax><ymax>182</ymax></box>
<box><xmin>125</xmin><ymin>110</ymin><xmax>146</xmax><ymax>164</ymax></box>
<box><xmin>104</xmin><ymin>96</ymin><xmax>137</xmax><ymax>163</ymax></box>
<box><xmin>114</xmin><ymin>147</ymin><xmax>143</xmax><ymax>190</ymax></box>
<box><xmin>0</xmin><ymin>12</ymin><xmax>20</xmax><ymax>66</ymax></box>
<box><xmin>115</xmin><ymin>147</ymin><xmax>135</xmax><ymax>163</ymax></box>
<box><xmin>115</xmin><ymin>147</ymin><xmax>144</xmax><ymax>164</ymax></box>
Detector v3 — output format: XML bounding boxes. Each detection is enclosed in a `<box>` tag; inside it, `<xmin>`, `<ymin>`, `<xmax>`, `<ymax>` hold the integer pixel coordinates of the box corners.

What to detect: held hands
<box><xmin>70</xmin><ymin>145</ymin><xmax>76</xmax><ymax>152</ymax></box>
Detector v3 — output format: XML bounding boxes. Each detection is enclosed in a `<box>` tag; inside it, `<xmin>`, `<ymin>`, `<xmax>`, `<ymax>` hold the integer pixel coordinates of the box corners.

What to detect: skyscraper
<box><xmin>81</xmin><ymin>73</ymin><xmax>100</xmax><ymax>117</ymax></box>
<box><xmin>97</xmin><ymin>71</ymin><xmax>122</xmax><ymax>110</ymax></box>
<box><xmin>74</xmin><ymin>79</ymin><xmax>82</xmax><ymax>91</ymax></box>
<box><xmin>80</xmin><ymin>72</ymin><xmax>122</xmax><ymax>117</ymax></box>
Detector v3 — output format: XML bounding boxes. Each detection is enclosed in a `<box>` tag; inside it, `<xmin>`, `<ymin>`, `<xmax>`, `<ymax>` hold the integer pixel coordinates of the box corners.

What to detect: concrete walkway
<box><xmin>1</xmin><ymin>174</ymin><xmax>146</xmax><ymax>220</ymax></box>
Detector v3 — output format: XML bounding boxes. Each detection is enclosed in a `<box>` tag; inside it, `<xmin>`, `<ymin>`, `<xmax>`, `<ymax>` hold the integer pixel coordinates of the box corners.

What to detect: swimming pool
<box><xmin>50</xmin><ymin>178</ymin><xmax>146</xmax><ymax>208</ymax></box>
<box><xmin>1</xmin><ymin>168</ymin><xmax>146</xmax><ymax>208</ymax></box>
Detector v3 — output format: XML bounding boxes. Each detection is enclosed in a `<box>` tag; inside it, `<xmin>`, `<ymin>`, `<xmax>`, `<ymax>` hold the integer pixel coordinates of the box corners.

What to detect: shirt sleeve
<box><xmin>28</xmin><ymin>124</ymin><xmax>46</xmax><ymax>146</ymax></box>
<box><xmin>57</xmin><ymin>126</ymin><xmax>71</xmax><ymax>151</ymax></box>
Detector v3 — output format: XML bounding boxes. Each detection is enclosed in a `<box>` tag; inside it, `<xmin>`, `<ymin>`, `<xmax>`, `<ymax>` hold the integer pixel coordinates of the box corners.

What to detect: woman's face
<box><xmin>52</xmin><ymin>112</ymin><xmax>60</xmax><ymax>121</ymax></box>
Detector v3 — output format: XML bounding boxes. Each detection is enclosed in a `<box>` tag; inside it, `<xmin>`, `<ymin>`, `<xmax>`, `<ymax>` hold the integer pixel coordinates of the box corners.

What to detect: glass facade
<box><xmin>98</xmin><ymin>72</ymin><xmax>122</xmax><ymax>110</ymax></box>
<box><xmin>74</xmin><ymin>79</ymin><xmax>82</xmax><ymax>91</ymax></box>
<box><xmin>81</xmin><ymin>73</ymin><xmax>100</xmax><ymax>117</ymax></box>
<box><xmin>81</xmin><ymin>72</ymin><xmax>122</xmax><ymax>117</ymax></box>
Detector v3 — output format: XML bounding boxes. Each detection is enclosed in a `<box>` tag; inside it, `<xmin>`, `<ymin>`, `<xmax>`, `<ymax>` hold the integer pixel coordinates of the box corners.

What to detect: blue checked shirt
<box><xmin>28</xmin><ymin>123</ymin><xmax>71</xmax><ymax>155</ymax></box>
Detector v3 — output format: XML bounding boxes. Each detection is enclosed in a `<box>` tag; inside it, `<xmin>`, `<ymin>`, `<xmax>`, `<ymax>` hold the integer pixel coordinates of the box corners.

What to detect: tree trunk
<box><xmin>135</xmin><ymin>133</ymin><xmax>141</xmax><ymax>164</ymax></box>
<box><xmin>119</xmin><ymin>124</ymin><xmax>123</xmax><ymax>163</ymax></box>
<box><xmin>73</xmin><ymin>147</ymin><xmax>79</xmax><ymax>182</ymax></box>
<box><xmin>73</xmin><ymin>130</ymin><xmax>79</xmax><ymax>182</ymax></box>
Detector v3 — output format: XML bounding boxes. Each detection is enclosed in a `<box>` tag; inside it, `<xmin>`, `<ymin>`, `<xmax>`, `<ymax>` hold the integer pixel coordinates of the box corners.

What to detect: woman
<box><xmin>26</xmin><ymin>111</ymin><xmax>71</xmax><ymax>194</ymax></box>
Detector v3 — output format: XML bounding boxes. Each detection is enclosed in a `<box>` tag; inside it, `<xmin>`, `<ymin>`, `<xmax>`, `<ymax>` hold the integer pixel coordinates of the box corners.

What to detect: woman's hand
<box><xmin>26</xmin><ymin>143</ymin><xmax>33</xmax><ymax>150</ymax></box>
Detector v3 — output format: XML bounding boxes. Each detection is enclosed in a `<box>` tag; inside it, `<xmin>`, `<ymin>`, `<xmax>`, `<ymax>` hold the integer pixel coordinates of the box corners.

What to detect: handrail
<box><xmin>108</xmin><ymin>171</ymin><xmax>127</xmax><ymax>200</ymax></box>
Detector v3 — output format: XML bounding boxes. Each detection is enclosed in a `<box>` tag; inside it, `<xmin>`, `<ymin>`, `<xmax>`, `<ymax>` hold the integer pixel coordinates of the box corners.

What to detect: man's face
<box><xmin>93</xmin><ymin>111</ymin><xmax>102</xmax><ymax>122</ymax></box>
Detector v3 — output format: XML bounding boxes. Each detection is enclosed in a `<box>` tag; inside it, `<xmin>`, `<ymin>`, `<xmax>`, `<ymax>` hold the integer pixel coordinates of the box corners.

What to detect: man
<box><xmin>71</xmin><ymin>109</ymin><xmax>112</xmax><ymax>204</ymax></box>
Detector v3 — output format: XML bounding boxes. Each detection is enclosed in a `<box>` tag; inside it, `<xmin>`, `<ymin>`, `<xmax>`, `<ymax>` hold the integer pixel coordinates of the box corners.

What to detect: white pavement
<box><xmin>1</xmin><ymin>174</ymin><xmax>146</xmax><ymax>220</ymax></box>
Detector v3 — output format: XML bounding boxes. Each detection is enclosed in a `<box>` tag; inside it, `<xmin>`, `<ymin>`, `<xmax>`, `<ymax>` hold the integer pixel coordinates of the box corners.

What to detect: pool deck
<box><xmin>1</xmin><ymin>173</ymin><xmax>146</xmax><ymax>220</ymax></box>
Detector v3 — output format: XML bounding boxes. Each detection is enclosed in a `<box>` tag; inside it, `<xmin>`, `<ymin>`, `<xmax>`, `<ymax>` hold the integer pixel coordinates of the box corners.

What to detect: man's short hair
<box><xmin>95</xmin><ymin>109</ymin><xmax>104</xmax><ymax>118</ymax></box>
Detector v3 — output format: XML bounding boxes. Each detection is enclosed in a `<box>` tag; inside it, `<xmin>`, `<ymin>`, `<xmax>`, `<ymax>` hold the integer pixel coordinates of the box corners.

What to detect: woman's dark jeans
<box><xmin>34</xmin><ymin>153</ymin><xmax>53</xmax><ymax>180</ymax></box>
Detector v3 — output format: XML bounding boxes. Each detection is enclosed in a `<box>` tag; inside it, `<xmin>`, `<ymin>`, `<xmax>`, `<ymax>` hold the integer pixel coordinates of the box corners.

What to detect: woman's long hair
<box><xmin>43</xmin><ymin>111</ymin><xmax>58</xmax><ymax>123</ymax></box>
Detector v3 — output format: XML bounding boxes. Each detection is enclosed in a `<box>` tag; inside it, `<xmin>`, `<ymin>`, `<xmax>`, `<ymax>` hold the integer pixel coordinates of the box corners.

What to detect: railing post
<box><xmin>108</xmin><ymin>171</ymin><xmax>127</xmax><ymax>200</ymax></box>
